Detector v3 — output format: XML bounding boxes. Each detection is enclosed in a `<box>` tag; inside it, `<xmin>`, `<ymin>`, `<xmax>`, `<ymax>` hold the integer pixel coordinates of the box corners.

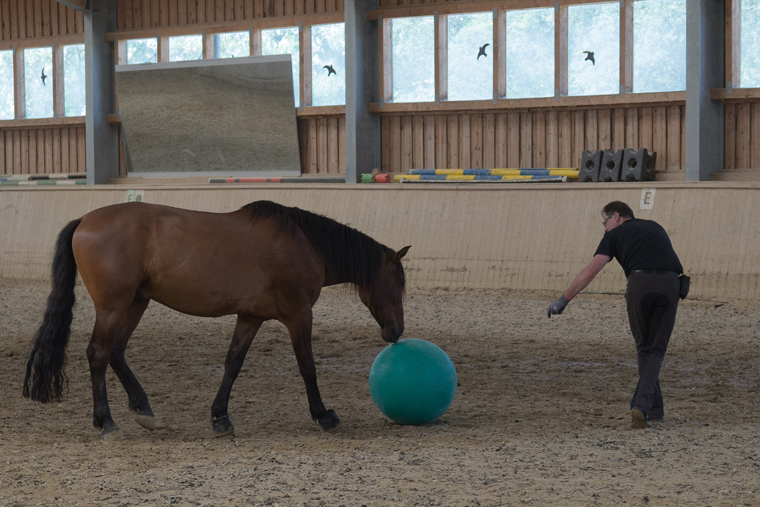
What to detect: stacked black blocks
<box><xmin>621</xmin><ymin>148</ymin><xmax>657</xmax><ymax>181</ymax></box>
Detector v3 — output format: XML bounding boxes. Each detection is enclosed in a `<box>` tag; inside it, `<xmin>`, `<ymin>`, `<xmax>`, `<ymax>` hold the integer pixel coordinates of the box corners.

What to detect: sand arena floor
<box><xmin>1</xmin><ymin>277</ymin><xmax>759</xmax><ymax>506</ymax></box>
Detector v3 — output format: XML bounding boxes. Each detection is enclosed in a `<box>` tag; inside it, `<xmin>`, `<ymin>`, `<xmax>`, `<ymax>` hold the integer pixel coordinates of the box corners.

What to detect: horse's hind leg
<box><xmin>109</xmin><ymin>299</ymin><xmax>155</xmax><ymax>431</ymax></box>
<box><xmin>285</xmin><ymin>310</ymin><xmax>340</xmax><ymax>432</ymax></box>
<box><xmin>87</xmin><ymin>310</ymin><xmax>127</xmax><ymax>440</ymax></box>
<box><xmin>210</xmin><ymin>315</ymin><xmax>263</xmax><ymax>436</ymax></box>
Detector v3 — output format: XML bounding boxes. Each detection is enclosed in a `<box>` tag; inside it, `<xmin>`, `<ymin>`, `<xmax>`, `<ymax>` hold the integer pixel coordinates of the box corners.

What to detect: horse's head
<box><xmin>359</xmin><ymin>245</ymin><xmax>411</xmax><ymax>344</ymax></box>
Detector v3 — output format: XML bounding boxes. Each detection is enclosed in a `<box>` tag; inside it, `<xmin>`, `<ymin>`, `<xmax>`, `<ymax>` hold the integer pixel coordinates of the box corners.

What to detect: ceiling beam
<box><xmin>55</xmin><ymin>0</ymin><xmax>90</xmax><ymax>14</ymax></box>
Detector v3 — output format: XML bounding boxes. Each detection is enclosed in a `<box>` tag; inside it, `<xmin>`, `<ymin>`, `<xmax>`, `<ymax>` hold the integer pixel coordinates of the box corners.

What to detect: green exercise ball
<box><xmin>369</xmin><ymin>338</ymin><xmax>457</xmax><ymax>425</ymax></box>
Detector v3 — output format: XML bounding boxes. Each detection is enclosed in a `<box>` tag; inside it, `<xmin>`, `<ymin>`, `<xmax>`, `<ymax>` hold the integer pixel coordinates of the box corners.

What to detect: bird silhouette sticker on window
<box><xmin>41</xmin><ymin>68</ymin><xmax>47</xmax><ymax>85</ymax></box>
<box><xmin>324</xmin><ymin>64</ymin><xmax>336</xmax><ymax>76</ymax></box>
<box><xmin>477</xmin><ymin>43</ymin><xmax>489</xmax><ymax>60</ymax></box>
<box><xmin>583</xmin><ymin>50</ymin><xmax>595</xmax><ymax>65</ymax></box>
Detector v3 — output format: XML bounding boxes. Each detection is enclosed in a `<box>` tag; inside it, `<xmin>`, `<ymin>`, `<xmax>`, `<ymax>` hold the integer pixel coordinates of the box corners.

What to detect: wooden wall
<box><xmin>724</xmin><ymin>102</ymin><xmax>760</xmax><ymax>170</ymax></box>
<box><xmin>298</xmin><ymin>115</ymin><xmax>345</xmax><ymax>174</ymax></box>
<box><xmin>381</xmin><ymin>105</ymin><xmax>686</xmax><ymax>176</ymax></box>
<box><xmin>117</xmin><ymin>0</ymin><xmax>344</xmax><ymax>30</ymax></box>
<box><xmin>0</xmin><ymin>126</ymin><xmax>86</xmax><ymax>174</ymax></box>
<box><xmin>0</xmin><ymin>0</ymin><xmax>84</xmax><ymax>40</ymax></box>
<box><xmin>3</xmin><ymin>182</ymin><xmax>760</xmax><ymax>302</ymax></box>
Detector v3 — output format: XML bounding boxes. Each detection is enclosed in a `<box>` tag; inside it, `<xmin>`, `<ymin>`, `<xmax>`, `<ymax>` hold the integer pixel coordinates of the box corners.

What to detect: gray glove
<box><xmin>547</xmin><ymin>295</ymin><xmax>569</xmax><ymax>318</ymax></box>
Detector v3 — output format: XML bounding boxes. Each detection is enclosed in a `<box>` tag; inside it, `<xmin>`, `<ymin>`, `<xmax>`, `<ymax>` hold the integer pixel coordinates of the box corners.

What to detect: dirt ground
<box><xmin>0</xmin><ymin>277</ymin><xmax>758</xmax><ymax>507</ymax></box>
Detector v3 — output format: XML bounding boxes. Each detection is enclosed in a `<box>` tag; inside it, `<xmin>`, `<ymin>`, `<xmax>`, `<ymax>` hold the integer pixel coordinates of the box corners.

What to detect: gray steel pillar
<box><xmin>344</xmin><ymin>0</ymin><xmax>380</xmax><ymax>184</ymax></box>
<box><xmin>85</xmin><ymin>0</ymin><xmax>119</xmax><ymax>184</ymax></box>
<box><xmin>685</xmin><ymin>0</ymin><xmax>724</xmax><ymax>181</ymax></box>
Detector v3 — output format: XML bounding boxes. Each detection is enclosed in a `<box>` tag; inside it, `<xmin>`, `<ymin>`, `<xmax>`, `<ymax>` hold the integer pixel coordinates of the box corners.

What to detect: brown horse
<box><xmin>23</xmin><ymin>200</ymin><xmax>410</xmax><ymax>440</ymax></box>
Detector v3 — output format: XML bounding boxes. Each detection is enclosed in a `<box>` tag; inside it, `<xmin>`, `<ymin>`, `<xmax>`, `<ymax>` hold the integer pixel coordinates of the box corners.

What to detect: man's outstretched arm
<box><xmin>548</xmin><ymin>254</ymin><xmax>611</xmax><ymax>317</ymax></box>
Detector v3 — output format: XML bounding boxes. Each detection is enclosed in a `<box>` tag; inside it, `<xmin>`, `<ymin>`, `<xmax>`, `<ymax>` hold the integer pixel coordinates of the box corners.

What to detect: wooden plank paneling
<box><xmin>470</xmin><ymin>113</ymin><xmax>482</xmax><ymax>169</ymax></box>
<box><xmin>724</xmin><ymin>103</ymin><xmax>736</xmax><ymax>170</ymax></box>
<box><xmin>572</xmin><ymin>111</ymin><xmax>583</xmax><ymax>168</ymax></box>
<box><xmin>412</xmin><ymin>115</ymin><xmax>423</xmax><ymax>169</ymax></box>
<box><xmin>585</xmin><ymin>109</ymin><xmax>597</xmax><ymax>154</ymax></box>
<box><xmin>435</xmin><ymin>114</ymin><xmax>446</xmax><ymax>169</ymax></box>
<box><xmin>317</xmin><ymin>117</ymin><xmax>327</xmax><ymax>173</ymax></box>
<box><xmin>459</xmin><ymin>114</ymin><xmax>470</xmax><ymax>169</ymax></box>
<box><xmin>519</xmin><ymin>112</ymin><xmax>531</xmax><ymax>168</ymax></box>
<box><xmin>483</xmin><ymin>113</ymin><xmax>494</xmax><ymax>169</ymax></box>
<box><xmin>736</xmin><ymin>103</ymin><xmax>750</xmax><ymax>169</ymax></box>
<box><xmin>507</xmin><ymin>112</ymin><xmax>519</xmax><ymax>168</ymax></box>
<box><xmin>494</xmin><ymin>113</ymin><xmax>506</xmax><ymax>168</ymax></box>
<box><xmin>390</xmin><ymin>115</ymin><xmax>401</xmax><ymax>172</ymax></box>
<box><xmin>626</xmin><ymin>107</ymin><xmax>638</xmax><ymax>150</ymax></box>
<box><xmin>381</xmin><ymin>115</ymin><xmax>390</xmax><ymax>172</ymax></box>
<box><xmin>652</xmin><ymin>106</ymin><xmax>667</xmax><ymax>171</ymax></box>
<box><xmin>546</xmin><ymin>111</ymin><xmax>557</xmax><ymax>168</ymax></box>
<box><xmin>532</xmin><ymin>111</ymin><xmax>545</xmax><ymax>168</ymax></box>
<box><xmin>598</xmin><ymin>108</ymin><xmax>611</xmax><ymax>151</ymax></box>
<box><xmin>327</xmin><ymin>116</ymin><xmax>338</xmax><ymax>172</ymax></box>
<box><xmin>752</xmin><ymin>103</ymin><xmax>760</xmax><ymax>169</ymax></box>
<box><xmin>667</xmin><ymin>106</ymin><xmax>682</xmax><ymax>172</ymax></box>
<box><xmin>639</xmin><ymin>107</ymin><xmax>653</xmax><ymax>152</ymax></box>
<box><xmin>612</xmin><ymin>108</ymin><xmax>625</xmax><ymax>150</ymax></box>
<box><xmin>447</xmin><ymin>114</ymin><xmax>458</xmax><ymax>169</ymax></box>
<box><xmin>401</xmin><ymin>115</ymin><xmax>412</xmax><ymax>171</ymax></box>
<box><xmin>337</xmin><ymin>116</ymin><xmax>345</xmax><ymax>173</ymax></box>
<box><xmin>558</xmin><ymin>111</ymin><xmax>571</xmax><ymax>168</ymax></box>
<box><xmin>424</xmin><ymin>115</ymin><xmax>435</xmax><ymax>169</ymax></box>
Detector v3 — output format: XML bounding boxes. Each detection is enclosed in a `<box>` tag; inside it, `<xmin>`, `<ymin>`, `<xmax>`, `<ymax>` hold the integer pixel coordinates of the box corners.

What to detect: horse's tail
<box><xmin>23</xmin><ymin>218</ymin><xmax>82</xmax><ymax>403</ymax></box>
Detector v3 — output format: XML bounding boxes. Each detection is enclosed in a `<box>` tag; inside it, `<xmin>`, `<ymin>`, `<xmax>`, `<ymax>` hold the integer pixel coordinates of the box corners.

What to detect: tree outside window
<box><xmin>633</xmin><ymin>0</ymin><xmax>686</xmax><ymax>93</ymax></box>
<box><xmin>262</xmin><ymin>27</ymin><xmax>299</xmax><ymax>107</ymax></box>
<box><xmin>214</xmin><ymin>32</ymin><xmax>250</xmax><ymax>59</ymax></box>
<box><xmin>24</xmin><ymin>47</ymin><xmax>53</xmax><ymax>119</ymax></box>
<box><xmin>741</xmin><ymin>0</ymin><xmax>760</xmax><ymax>87</ymax></box>
<box><xmin>126</xmin><ymin>39</ymin><xmax>157</xmax><ymax>65</ymax></box>
<box><xmin>64</xmin><ymin>44</ymin><xmax>86</xmax><ymax>116</ymax></box>
<box><xmin>506</xmin><ymin>8</ymin><xmax>554</xmax><ymax>99</ymax></box>
<box><xmin>170</xmin><ymin>35</ymin><xmax>203</xmax><ymax>62</ymax></box>
<box><xmin>447</xmin><ymin>12</ymin><xmax>492</xmax><ymax>101</ymax></box>
<box><xmin>391</xmin><ymin>16</ymin><xmax>434</xmax><ymax>103</ymax></box>
<box><xmin>567</xmin><ymin>3</ymin><xmax>620</xmax><ymax>96</ymax></box>
<box><xmin>311</xmin><ymin>23</ymin><xmax>345</xmax><ymax>106</ymax></box>
<box><xmin>0</xmin><ymin>50</ymin><xmax>13</xmax><ymax>120</ymax></box>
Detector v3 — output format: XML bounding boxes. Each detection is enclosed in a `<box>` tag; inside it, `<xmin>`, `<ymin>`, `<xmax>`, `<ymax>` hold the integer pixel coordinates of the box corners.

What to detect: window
<box><xmin>126</xmin><ymin>38</ymin><xmax>157</xmax><ymax>64</ymax></box>
<box><xmin>447</xmin><ymin>12</ymin><xmax>492</xmax><ymax>101</ymax></box>
<box><xmin>391</xmin><ymin>16</ymin><xmax>435</xmax><ymax>103</ymax></box>
<box><xmin>567</xmin><ymin>3</ymin><xmax>620</xmax><ymax>96</ymax></box>
<box><xmin>633</xmin><ymin>0</ymin><xmax>686</xmax><ymax>93</ymax></box>
<box><xmin>311</xmin><ymin>23</ymin><xmax>345</xmax><ymax>106</ymax></box>
<box><xmin>0</xmin><ymin>50</ymin><xmax>13</xmax><ymax>120</ymax></box>
<box><xmin>506</xmin><ymin>8</ymin><xmax>554</xmax><ymax>99</ymax></box>
<box><xmin>214</xmin><ymin>31</ymin><xmax>250</xmax><ymax>59</ymax></box>
<box><xmin>262</xmin><ymin>27</ymin><xmax>300</xmax><ymax>107</ymax></box>
<box><xmin>741</xmin><ymin>0</ymin><xmax>760</xmax><ymax>87</ymax></box>
<box><xmin>63</xmin><ymin>44</ymin><xmax>85</xmax><ymax>117</ymax></box>
<box><xmin>24</xmin><ymin>47</ymin><xmax>53</xmax><ymax>119</ymax></box>
<box><xmin>169</xmin><ymin>35</ymin><xmax>202</xmax><ymax>62</ymax></box>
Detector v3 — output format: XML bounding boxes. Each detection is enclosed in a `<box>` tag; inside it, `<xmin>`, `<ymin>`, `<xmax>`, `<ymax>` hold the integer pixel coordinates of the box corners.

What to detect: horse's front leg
<box><xmin>210</xmin><ymin>315</ymin><xmax>263</xmax><ymax>436</ymax></box>
<box><xmin>285</xmin><ymin>310</ymin><xmax>341</xmax><ymax>432</ymax></box>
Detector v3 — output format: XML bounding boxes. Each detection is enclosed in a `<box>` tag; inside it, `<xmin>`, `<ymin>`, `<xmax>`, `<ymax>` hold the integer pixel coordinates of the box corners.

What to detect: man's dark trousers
<box><xmin>625</xmin><ymin>272</ymin><xmax>680</xmax><ymax>420</ymax></box>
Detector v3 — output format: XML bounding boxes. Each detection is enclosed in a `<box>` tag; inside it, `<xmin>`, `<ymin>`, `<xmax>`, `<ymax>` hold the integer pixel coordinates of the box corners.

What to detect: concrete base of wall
<box><xmin>1</xmin><ymin>182</ymin><xmax>757</xmax><ymax>301</ymax></box>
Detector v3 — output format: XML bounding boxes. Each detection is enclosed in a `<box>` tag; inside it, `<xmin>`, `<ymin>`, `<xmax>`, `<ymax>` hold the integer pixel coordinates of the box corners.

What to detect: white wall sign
<box><xmin>126</xmin><ymin>189</ymin><xmax>145</xmax><ymax>203</ymax></box>
<box><xmin>640</xmin><ymin>188</ymin><xmax>656</xmax><ymax>210</ymax></box>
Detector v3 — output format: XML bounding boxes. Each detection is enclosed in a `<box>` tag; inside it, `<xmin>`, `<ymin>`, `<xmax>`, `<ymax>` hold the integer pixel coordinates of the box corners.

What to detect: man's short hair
<box><xmin>603</xmin><ymin>201</ymin><xmax>635</xmax><ymax>219</ymax></box>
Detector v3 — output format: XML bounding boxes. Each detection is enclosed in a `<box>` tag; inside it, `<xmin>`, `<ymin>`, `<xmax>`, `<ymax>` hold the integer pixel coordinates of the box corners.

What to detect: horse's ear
<box><xmin>393</xmin><ymin>245</ymin><xmax>411</xmax><ymax>263</ymax></box>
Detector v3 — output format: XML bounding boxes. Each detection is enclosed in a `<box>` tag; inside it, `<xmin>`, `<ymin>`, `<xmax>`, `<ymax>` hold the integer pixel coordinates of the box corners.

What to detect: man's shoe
<box><xmin>630</xmin><ymin>406</ymin><xmax>649</xmax><ymax>429</ymax></box>
<box><xmin>648</xmin><ymin>415</ymin><xmax>664</xmax><ymax>423</ymax></box>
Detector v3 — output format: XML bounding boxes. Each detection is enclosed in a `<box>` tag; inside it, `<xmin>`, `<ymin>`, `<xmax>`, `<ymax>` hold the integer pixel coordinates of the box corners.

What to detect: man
<box><xmin>547</xmin><ymin>201</ymin><xmax>684</xmax><ymax>429</ymax></box>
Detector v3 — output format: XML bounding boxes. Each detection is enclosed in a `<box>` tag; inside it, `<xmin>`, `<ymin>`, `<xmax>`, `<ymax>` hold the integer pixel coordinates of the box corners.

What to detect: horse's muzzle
<box><xmin>382</xmin><ymin>325</ymin><xmax>403</xmax><ymax>343</ymax></box>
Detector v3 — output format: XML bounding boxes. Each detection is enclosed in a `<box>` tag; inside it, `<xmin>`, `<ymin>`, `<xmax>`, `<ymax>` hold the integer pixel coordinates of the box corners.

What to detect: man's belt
<box><xmin>631</xmin><ymin>269</ymin><xmax>680</xmax><ymax>277</ymax></box>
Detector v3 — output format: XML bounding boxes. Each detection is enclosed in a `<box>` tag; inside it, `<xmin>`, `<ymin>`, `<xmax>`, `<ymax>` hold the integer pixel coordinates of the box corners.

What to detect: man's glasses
<box><xmin>602</xmin><ymin>215</ymin><xmax>612</xmax><ymax>226</ymax></box>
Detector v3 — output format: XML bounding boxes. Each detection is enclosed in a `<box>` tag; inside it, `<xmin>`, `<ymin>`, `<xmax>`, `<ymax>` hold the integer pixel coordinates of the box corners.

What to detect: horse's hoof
<box><xmin>316</xmin><ymin>409</ymin><xmax>341</xmax><ymax>432</ymax></box>
<box><xmin>101</xmin><ymin>426</ymin><xmax>124</xmax><ymax>442</ymax></box>
<box><xmin>212</xmin><ymin>415</ymin><xmax>235</xmax><ymax>437</ymax></box>
<box><xmin>134</xmin><ymin>413</ymin><xmax>156</xmax><ymax>431</ymax></box>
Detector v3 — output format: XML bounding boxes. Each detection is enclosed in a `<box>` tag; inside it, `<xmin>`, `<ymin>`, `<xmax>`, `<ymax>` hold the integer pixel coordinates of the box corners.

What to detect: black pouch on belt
<box><xmin>679</xmin><ymin>275</ymin><xmax>691</xmax><ymax>300</ymax></box>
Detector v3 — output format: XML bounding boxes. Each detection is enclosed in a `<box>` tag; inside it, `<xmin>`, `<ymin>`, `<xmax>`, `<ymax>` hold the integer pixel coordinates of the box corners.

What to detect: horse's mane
<box><xmin>241</xmin><ymin>200</ymin><xmax>390</xmax><ymax>288</ymax></box>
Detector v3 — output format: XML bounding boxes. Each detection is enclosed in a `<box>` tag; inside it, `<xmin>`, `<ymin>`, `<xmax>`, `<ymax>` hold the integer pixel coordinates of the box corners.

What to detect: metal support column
<box><xmin>344</xmin><ymin>0</ymin><xmax>380</xmax><ymax>184</ymax></box>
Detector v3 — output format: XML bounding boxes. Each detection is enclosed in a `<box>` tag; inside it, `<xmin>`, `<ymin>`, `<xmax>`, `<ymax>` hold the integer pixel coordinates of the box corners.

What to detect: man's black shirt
<box><xmin>594</xmin><ymin>218</ymin><xmax>683</xmax><ymax>278</ymax></box>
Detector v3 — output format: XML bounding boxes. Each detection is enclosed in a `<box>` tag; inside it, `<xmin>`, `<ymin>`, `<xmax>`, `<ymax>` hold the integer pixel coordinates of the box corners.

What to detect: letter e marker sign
<box><xmin>640</xmin><ymin>188</ymin><xmax>655</xmax><ymax>210</ymax></box>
